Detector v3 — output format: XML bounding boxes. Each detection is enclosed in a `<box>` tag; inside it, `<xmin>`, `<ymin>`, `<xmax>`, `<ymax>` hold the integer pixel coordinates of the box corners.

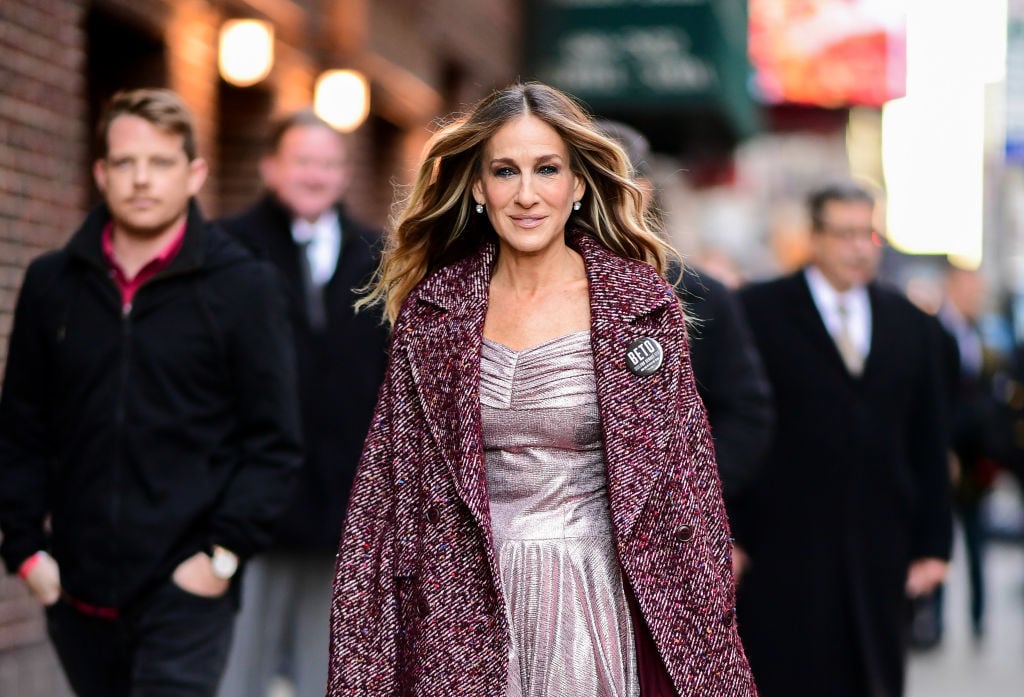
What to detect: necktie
<box><xmin>295</xmin><ymin>236</ymin><xmax>328</xmax><ymax>332</ymax></box>
<box><xmin>835</xmin><ymin>299</ymin><xmax>864</xmax><ymax>376</ymax></box>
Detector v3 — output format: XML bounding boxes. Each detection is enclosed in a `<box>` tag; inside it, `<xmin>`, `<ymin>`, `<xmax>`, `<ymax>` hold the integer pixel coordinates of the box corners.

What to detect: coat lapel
<box><xmin>861</xmin><ymin>283</ymin><xmax>889</xmax><ymax>381</ymax></box>
<box><xmin>406</xmin><ymin>246</ymin><xmax>495</xmax><ymax>535</ymax></box>
<box><xmin>576</xmin><ymin>236</ymin><xmax>682</xmax><ymax>540</ymax></box>
<box><xmin>786</xmin><ymin>271</ymin><xmax>861</xmax><ymax>380</ymax></box>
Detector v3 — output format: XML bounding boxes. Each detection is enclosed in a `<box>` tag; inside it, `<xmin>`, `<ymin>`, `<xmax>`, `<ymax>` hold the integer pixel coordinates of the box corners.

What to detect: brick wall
<box><xmin>0</xmin><ymin>0</ymin><xmax>86</xmax><ymax>692</ymax></box>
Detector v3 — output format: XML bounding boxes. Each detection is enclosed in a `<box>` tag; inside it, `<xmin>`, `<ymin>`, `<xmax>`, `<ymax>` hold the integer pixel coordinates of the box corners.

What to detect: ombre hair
<box><xmin>361</xmin><ymin>82</ymin><xmax>675</xmax><ymax>326</ymax></box>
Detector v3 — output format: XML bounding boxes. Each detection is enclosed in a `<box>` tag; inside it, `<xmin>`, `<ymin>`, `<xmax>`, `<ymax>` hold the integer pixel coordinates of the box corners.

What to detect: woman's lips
<box><xmin>510</xmin><ymin>215</ymin><xmax>546</xmax><ymax>229</ymax></box>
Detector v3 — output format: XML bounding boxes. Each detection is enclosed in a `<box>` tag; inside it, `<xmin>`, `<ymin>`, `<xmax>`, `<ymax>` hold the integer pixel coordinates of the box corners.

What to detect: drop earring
<box><xmin>475</xmin><ymin>203</ymin><xmax>484</xmax><ymax>214</ymax></box>
<box><xmin>572</xmin><ymin>200</ymin><xmax>581</xmax><ymax>211</ymax></box>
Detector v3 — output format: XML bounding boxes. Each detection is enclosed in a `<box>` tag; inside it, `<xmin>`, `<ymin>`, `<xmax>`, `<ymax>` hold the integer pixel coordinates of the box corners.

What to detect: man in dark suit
<box><xmin>216</xmin><ymin>111</ymin><xmax>389</xmax><ymax>697</ymax></box>
<box><xmin>735</xmin><ymin>182</ymin><xmax>953</xmax><ymax>697</ymax></box>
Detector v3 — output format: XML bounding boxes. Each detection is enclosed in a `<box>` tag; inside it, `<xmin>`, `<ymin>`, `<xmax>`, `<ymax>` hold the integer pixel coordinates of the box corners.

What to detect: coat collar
<box><xmin>67</xmin><ymin>199</ymin><xmax>208</xmax><ymax>277</ymax></box>
<box><xmin>406</xmin><ymin>234</ymin><xmax>681</xmax><ymax>540</ymax></box>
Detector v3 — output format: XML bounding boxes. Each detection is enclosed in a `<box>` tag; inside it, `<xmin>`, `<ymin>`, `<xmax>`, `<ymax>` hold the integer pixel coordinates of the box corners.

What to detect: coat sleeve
<box><xmin>208</xmin><ymin>260</ymin><xmax>303</xmax><ymax>559</ymax></box>
<box><xmin>0</xmin><ymin>261</ymin><xmax>55</xmax><ymax>573</ymax></box>
<box><xmin>327</xmin><ymin>352</ymin><xmax>399</xmax><ymax>696</ymax></box>
<box><xmin>683</xmin><ymin>270</ymin><xmax>775</xmax><ymax>502</ymax></box>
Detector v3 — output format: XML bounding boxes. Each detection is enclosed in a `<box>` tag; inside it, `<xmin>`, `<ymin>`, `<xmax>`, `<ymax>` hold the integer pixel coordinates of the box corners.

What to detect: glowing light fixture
<box><xmin>314</xmin><ymin>70</ymin><xmax>370</xmax><ymax>132</ymax></box>
<box><xmin>219</xmin><ymin>19</ymin><xmax>274</xmax><ymax>87</ymax></box>
<box><xmin>880</xmin><ymin>0</ymin><xmax>1006</xmax><ymax>268</ymax></box>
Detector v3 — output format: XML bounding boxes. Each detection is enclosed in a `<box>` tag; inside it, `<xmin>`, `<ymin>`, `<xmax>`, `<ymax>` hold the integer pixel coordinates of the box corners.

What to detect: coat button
<box><xmin>721</xmin><ymin>609</ymin><xmax>735</xmax><ymax>626</ymax></box>
<box><xmin>676</xmin><ymin>524</ymin><xmax>694</xmax><ymax>542</ymax></box>
<box><xmin>418</xmin><ymin>597</ymin><xmax>431</xmax><ymax>617</ymax></box>
<box><xmin>426</xmin><ymin>507</ymin><xmax>440</xmax><ymax>524</ymax></box>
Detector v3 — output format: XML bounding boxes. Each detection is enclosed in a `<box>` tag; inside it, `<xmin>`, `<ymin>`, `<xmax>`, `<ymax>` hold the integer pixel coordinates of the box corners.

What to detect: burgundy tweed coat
<box><xmin>327</xmin><ymin>233</ymin><xmax>757</xmax><ymax>696</ymax></box>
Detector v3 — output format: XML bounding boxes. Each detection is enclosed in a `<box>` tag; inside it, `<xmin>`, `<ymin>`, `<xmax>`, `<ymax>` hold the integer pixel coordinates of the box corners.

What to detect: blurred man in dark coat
<box><xmin>217</xmin><ymin>111</ymin><xmax>388</xmax><ymax>697</ymax></box>
<box><xmin>910</xmin><ymin>262</ymin><xmax>1002</xmax><ymax>646</ymax></box>
<box><xmin>678</xmin><ymin>269</ymin><xmax>774</xmax><ymax>504</ymax></box>
<box><xmin>735</xmin><ymin>181</ymin><xmax>953</xmax><ymax>697</ymax></box>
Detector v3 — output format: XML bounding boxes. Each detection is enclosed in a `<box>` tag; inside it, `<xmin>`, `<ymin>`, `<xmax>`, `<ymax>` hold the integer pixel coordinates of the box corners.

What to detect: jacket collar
<box><xmin>407</xmin><ymin>233</ymin><xmax>680</xmax><ymax>541</ymax></box>
<box><xmin>67</xmin><ymin>199</ymin><xmax>208</xmax><ymax>277</ymax></box>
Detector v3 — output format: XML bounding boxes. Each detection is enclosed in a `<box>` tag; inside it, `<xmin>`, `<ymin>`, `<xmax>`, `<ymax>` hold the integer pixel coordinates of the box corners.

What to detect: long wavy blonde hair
<box><xmin>361</xmin><ymin>82</ymin><xmax>676</xmax><ymax>326</ymax></box>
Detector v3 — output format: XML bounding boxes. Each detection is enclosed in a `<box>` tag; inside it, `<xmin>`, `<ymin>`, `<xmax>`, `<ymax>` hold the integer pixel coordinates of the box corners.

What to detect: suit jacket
<box><xmin>327</xmin><ymin>234</ymin><xmax>757</xmax><ymax>696</ymax></box>
<box><xmin>220</xmin><ymin>195</ymin><xmax>389</xmax><ymax>550</ymax></box>
<box><xmin>736</xmin><ymin>271</ymin><xmax>953</xmax><ymax>697</ymax></box>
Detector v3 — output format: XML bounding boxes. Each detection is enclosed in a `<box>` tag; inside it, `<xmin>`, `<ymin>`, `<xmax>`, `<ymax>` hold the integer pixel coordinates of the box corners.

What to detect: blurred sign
<box><xmin>526</xmin><ymin>0</ymin><xmax>755</xmax><ymax>137</ymax></box>
<box><xmin>1007</xmin><ymin>0</ymin><xmax>1024</xmax><ymax>163</ymax></box>
<box><xmin>749</xmin><ymin>0</ymin><xmax>906</xmax><ymax>107</ymax></box>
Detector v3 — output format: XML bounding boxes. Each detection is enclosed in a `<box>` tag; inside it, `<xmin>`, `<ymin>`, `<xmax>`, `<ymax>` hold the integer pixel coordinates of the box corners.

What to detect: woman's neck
<box><xmin>491</xmin><ymin>243</ymin><xmax>585</xmax><ymax>299</ymax></box>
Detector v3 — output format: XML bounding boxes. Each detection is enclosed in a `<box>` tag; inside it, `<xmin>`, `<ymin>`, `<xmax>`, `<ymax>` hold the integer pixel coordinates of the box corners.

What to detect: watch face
<box><xmin>211</xmin><ymin>551</ymin><xmax>238</xmax><ymax>579</ymax></box>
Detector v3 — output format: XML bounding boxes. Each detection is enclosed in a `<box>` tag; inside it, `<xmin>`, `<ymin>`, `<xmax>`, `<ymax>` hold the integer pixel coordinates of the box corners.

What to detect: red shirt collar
<box><xmin>101</xmin><ymin>222</ymin><xmax>187</xmax><ymax>307</ymax></box>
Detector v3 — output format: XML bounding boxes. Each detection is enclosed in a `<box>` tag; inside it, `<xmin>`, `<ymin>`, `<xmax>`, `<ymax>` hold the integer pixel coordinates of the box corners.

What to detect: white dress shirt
<box><xmin>805</xmin><ymin>265</ymin><xmax>872</xmax><ymax>362</ymax></box>
<box><xmin>291</xmin><ymin>212</ymin><xmax>342</xmax><ymax>287</ymax></box>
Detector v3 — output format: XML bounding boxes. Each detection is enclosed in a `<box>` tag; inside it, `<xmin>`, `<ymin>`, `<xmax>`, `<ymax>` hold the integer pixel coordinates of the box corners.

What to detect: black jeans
<box><xmin>46</xmin><ymin>579</ymin><xmax>236</xmax><ymax>697</ymax></box>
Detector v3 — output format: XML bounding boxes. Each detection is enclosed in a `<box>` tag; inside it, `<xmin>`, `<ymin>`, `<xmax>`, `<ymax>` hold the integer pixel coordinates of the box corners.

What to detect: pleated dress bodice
<box><xmin>480</xmin><ymin>330</ymin><xmax>638</xmax><ymax>697</ymax></box>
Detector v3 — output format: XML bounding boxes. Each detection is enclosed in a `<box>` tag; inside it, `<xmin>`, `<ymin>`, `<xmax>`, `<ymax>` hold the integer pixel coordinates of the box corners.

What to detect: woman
<box><xmin>327</xmin><ymin>82</ymin><xmax>756</xmax><ymax>697</ymax></box>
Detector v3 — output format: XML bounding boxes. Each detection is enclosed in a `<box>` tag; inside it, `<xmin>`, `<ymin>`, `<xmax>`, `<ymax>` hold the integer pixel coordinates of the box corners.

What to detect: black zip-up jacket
<box><xmin>0</xmin><ymin>201</ymin><xmax>303</xmax><ymax>609</ymax></box>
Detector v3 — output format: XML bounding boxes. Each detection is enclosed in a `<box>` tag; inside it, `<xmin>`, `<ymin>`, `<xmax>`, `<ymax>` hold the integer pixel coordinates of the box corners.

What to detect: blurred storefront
<box><xmin>0</xmin><ymin>1</ymin><xmax>520</xmax><ymax>693</ymax></box>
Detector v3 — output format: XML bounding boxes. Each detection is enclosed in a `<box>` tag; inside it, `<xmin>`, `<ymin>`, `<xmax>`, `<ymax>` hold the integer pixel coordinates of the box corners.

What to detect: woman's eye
<box><xmin>538</xmin><ymin>164</ymin><xmax>559</xmax><ymax>175</ymax></box>
<box><xmin>494</xmin><ymin>167</ymin><xmax>516</xmax><ymax>178</ymax></box>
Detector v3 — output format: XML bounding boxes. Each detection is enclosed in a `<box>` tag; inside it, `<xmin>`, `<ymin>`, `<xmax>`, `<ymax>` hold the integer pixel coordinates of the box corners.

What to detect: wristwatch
<box><xmin>209</xmin><ymin>545</ymin><xmax>239</xmax><ymax>580</ymax></box>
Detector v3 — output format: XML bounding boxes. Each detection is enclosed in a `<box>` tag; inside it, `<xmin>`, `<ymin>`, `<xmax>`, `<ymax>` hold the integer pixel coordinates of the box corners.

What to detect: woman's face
<box><xmin>473</xmin><ymin>114</ymin><xmax>585</xmax><ymax>258</ymax></box>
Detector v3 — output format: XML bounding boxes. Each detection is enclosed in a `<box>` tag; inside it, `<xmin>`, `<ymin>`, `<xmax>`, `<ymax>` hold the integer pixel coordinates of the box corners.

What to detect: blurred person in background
<box><xmin>327</xmin><ymin>82</ymin><xmax>757</xmax><ymax>696</ymax></box>
<box><xmin>217</xmin><ymin>111</ymin><xmax>388</xmax><ymax>697</ymax></box>
<box><xmin>0</xmin><ymin>88</ymin><xmax>302</xmax><ymax>697</ymax></box>
<box><xmin>910</xmin><ymin>261</ymin><xmax>1005</xmax><ymax>647</ymax></box>
<box><xmin>595</xmin><ymin>119</ymin><xmax>774</xmax><ymax>523</ymax></box>
<box><xmin>735</xmin><ymin>181</ymin><xmax>953</xmax><ymax>697</ymax></box>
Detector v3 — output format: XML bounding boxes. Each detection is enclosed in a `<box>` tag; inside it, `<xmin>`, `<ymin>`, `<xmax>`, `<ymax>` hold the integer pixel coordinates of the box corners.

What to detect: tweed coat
<box><xmin>327</xmin><ymin>233</ymin><xmax>757</xmax><ymax>696</ymax></box>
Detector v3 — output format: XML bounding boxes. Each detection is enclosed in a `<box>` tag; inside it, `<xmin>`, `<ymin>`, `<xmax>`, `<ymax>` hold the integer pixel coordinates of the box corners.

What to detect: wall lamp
<box><xmin>314</xmin><ymin>69</ymin><xmax>371</xmax><ymax>132</ymax></box>
<box><xmin>218</xmin><ymin>19</ymin><xmax>274</xmax><ymax>87</ymax></box>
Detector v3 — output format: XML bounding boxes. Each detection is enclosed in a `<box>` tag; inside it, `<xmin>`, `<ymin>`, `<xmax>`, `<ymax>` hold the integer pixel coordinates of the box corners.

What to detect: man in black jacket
<box><xmin>217</xmin><ymin>111</ymin><xmax>389</xmax><ymax>697</ymax></box>
<box><xmin>0</xmin><ymin>88</ymin><xmax>302</xmax><ymax>697</ymax></box>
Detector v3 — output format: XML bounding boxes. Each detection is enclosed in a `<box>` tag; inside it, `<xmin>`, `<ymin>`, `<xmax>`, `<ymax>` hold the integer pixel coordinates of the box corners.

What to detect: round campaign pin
<box><xmin>625</xmin><ymin>337</ymin><xmax>664</xmax><ymax>376</ymax></box>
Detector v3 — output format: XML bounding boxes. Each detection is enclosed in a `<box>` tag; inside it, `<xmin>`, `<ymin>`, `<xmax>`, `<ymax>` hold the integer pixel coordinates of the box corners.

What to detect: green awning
<box><xmin>525</xmin><ymin>0</ymin><xmax>759</xmax><ymax>152</ymax></box>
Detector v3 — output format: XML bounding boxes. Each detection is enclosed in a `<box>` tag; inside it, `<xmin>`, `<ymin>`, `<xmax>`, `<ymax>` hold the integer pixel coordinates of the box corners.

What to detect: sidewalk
<box><xmin>906</xmin><ymin>482</ymin><xmax>1024</xmax><ymax>697</ymax></box>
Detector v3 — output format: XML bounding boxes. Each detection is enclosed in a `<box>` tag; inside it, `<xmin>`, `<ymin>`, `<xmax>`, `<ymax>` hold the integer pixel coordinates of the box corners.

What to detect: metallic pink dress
<box><xmin>480</xmin><ymin>331</ymin><xmax>639</xmax><ymax>697</ymax></box>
